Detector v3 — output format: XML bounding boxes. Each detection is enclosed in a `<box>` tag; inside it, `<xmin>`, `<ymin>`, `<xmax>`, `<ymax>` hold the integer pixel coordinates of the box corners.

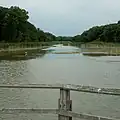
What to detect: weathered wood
<box><xmin>0</xmin><ymin>84</ymin><xmax>62</xmax><ymax>89</ymax></box>
<box><xmin>0</xmin><ymin>108</ymin><xmax>118</xmax><ymax>120</ymax></box>
<box><xmin>0</xmin><ymin>108</ymin><xmax>57</xmax><ymax>114</ymax></box>
<box><xmin>58</xmin><ymin>89</ymin><xmax>72</xmax><ymax>120</ymax></box>
<box><xmin>0</xmin><ymin>84</ymin><xmax>120</xmax><ymax>96</ymax></box>
<box><xmin>63</xmin><ymin>84</ymin><xmax>120</xmax><ymax>96</ymax></box>
<box><xmin>57</xmin><ymin>110</ymin><xmax>119</xmax><ymax>120</ymax></box>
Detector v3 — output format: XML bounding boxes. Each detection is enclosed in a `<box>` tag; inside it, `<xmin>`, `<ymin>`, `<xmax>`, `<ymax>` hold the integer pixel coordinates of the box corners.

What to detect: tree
<box><xmin>0</xmin><ymin>6</ymin><xmax>56</xmax><ymax>42</ymax></box>
<box><xmin>73</xmin><ymin>23</ymin><xmax>120</xmax><ymax>43</ymax></box>
<box><xmin>118</xmin><ymin>20</ymin><xmax>120</xmax><ymax>24</ymax></box>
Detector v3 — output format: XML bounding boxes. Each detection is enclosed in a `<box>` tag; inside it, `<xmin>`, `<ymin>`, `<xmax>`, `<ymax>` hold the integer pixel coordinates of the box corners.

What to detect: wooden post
<box><xmin>58</xmin><ymin>89</ymin><xmax>72</xmax><ymax>120</ymax></box>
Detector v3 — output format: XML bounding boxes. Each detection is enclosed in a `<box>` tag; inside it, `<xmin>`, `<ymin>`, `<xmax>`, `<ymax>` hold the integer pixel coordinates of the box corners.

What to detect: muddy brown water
<box><xmin>0</xmin><ymin>46</ymin><xmax>120</xmax><ymax>120</ymax></box>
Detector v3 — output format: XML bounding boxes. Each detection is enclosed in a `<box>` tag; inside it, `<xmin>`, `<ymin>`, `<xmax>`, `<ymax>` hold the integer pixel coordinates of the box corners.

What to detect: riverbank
<box><xmin>0</xmin><ymin>48</ymin><xmax>46</xmax><ymax>60</ymax></box>
<box><xmin>0</xmin><ymin>42</ymin><xmax>120</xmax><ymax>57</ymax></box>
<box><xmin>82</xmin><ymin>52</ymin><xmax>120</xmax><ymax>56</ymax></box>
<box><xmin>81</xmin><ymin>47</ymin><xmax>120</xmax><ymax>56</ymax></box>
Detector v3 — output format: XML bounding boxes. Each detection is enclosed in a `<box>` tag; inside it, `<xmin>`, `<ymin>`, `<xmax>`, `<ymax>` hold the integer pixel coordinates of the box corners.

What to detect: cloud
<box><xmin>1</xmin><ymin>0</ymin><xmax>120</xmax><ymax>36</ymax></box>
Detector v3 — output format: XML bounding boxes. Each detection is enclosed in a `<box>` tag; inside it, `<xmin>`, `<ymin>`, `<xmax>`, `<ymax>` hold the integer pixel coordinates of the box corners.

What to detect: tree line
<box><xmin>72</xmin><ymin>21</ymin><xmax>120</xmax><ymax>43</ymax></box>
<box><xmin>0</xmin><ymin>6</ymin><xmax>56</xmax><ymax>42</ymax></box>
<box><xmin>0</xmin><ymin>6</ymin><xmax>120</xmax><ymax>43</ymax></box>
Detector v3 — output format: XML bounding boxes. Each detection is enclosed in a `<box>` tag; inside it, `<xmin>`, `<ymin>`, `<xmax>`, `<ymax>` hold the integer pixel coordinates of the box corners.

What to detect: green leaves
<box><xmin>1</xmin><ymin>5</ymin><xmax>120</xmax><ymax>43</ymax></box>
<box><xmin>0</xmin><ymin>6</ymin><xmax>56</xmax><ymax>42</ymax></box>
<box><xmin>73</xmin><ymin>23</ymin><xmax>120</xmax><ymax>43</ymax></box>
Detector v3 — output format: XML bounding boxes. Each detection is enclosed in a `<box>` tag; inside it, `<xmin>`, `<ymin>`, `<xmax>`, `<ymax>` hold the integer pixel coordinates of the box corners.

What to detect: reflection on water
<box><xmin>43</xmin><ymin>45</ymin><xmax>80</xmax><ymax>53</ymax></box>
<box><xmin>0</xmin><ymin>49</ymin><xmax>46</xmax><ymax>61</ymax></box>
<box><xmin>0</xmin><ymin>45</ymin><xmax>120</xmax><ymax>120</ymax></box>
<box><xmin>89</xmin><ymin>56</ymin><xmax>120</xmax><ymax>63</ymax></box>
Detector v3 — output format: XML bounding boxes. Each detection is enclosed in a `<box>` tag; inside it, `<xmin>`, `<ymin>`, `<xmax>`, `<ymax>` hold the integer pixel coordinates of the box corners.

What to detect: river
<box><xmin>0</xmin><ymin>45</ymin><xmax>120</xmax><ymax>120</ymax></box>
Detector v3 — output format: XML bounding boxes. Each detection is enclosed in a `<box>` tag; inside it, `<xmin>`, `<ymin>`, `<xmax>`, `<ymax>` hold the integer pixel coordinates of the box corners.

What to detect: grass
<box><xmin>0</xmin><ymin>42</ymin><xmax>120</xmax><ymax>57</ymax></box>
<box><xmin>81</xmin><ymin>48</ymin><xmax>120</xmax><ymax>53</ymax></box>
<box><xmin>81</xmin><ymin>42</ymin><xmax>120</xmax><ymax>55</ymax></box>
<box><xmin>0</xmin><ymin>48</ymin><xmax>46</xmax><ymax>57</ymax></box>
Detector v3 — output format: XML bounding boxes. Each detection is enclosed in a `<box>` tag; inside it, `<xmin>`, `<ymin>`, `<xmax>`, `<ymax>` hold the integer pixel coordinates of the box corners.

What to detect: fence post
<box><xmin>58</xmin><ymin>89</ymin><xmax>72</xmax><ymax>120</ymax></box>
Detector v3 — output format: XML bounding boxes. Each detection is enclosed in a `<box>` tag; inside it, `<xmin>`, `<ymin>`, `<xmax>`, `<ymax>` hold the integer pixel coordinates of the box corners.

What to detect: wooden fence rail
<box><xmin>0</xmin><ymin>84</ymin><xmax>120</xmax><ymax>120</ymax></box>
<box><xmin>0</xmin><ymin>84</ymin><xmax>120</xmax><ymax>96</ymax></box>
<box><xmin>0</xmin><ymin>109</ymin><xmax>119</xmax><ymax>120</ymax></box>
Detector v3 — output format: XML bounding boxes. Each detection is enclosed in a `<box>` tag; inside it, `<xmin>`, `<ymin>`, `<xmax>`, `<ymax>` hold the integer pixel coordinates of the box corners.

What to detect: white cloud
<box><xmin>1</xmin><ymin>0</ymin><xmax>120</xmax><ymax>36</ymax></box>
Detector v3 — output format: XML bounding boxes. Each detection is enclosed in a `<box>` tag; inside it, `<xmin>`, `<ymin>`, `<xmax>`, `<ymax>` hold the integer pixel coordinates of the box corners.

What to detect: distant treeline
<box><xmin>0</xmin><ymin>6</ymin><xmax>120</xmax><ymax>43</ymax></box>
<box><xmin>73</xmin><ymin>21</ymin><xmax>120</xmax><ymax>43</ymax></box>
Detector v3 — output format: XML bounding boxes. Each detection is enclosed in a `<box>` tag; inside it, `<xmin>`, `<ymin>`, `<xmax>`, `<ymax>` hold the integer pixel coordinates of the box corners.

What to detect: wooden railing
<box><xmin>0</xmin><ymin>84</ymin><xmax>120</xmax><ymax>120</ymax></box>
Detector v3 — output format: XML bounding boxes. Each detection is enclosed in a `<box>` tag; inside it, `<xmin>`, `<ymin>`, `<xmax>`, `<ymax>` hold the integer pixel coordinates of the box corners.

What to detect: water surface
<box><xmin>0</xmin><ymin>45</ymin><xmax>120</xmax><ymax>120</ymax></box>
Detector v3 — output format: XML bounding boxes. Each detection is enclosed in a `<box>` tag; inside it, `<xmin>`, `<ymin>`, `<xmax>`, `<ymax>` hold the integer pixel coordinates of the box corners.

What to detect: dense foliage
<box><xmin>0</xmin><ymin>6</ymin><xmax>120</xmax><ymax>43</ymax></box>
<box><xmin>56</xmin><ymin>36</ymin><xmax>73</xmax><ymax>41</ymax></box>
<box><xmin>0</xmin><ymin>6</ymin><xmax>55</xmax><ymax>42</ymax></box>
<box><xmin>73</xmin><ymin>22</ymin><xmax>120</xmax><ymax>43</ymax></box>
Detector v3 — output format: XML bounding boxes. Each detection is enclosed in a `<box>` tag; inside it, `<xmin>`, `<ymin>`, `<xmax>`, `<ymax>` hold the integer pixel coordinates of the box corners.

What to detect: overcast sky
<box><xmin>1</xmin><ymin>0</ymin><xmax>120</xmax><ymax>36</ymax></box>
